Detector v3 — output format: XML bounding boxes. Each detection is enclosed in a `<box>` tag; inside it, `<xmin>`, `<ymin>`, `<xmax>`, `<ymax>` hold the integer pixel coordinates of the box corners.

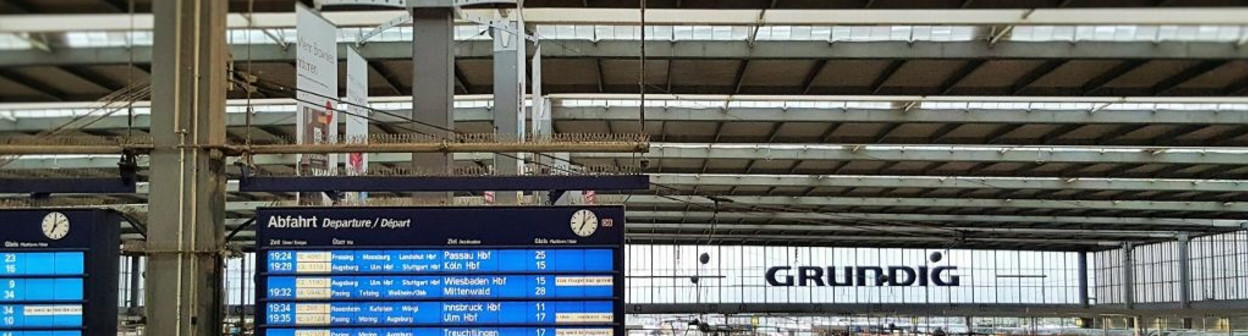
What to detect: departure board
<box><xmin>0</xmin><ymin>210</ymin><xmax>120</xmax><ymax>336</ymax></box>
<box><xmin>256</xmin><ymin>206</ymin><xmax>625</xmax><ymax>336</ymax></box>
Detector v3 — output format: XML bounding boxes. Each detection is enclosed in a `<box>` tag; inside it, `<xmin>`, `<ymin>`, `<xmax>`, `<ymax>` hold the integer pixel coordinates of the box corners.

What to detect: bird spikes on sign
<box><xmin>228</xmin><ymin>133</ymin><xmax>650</xmax><ymax>146</ymax></box>
<box><xmin>250</xmin><ymin>164</ymin><xmax>640</xmax><ymax>177</ymax></box>
<box><xmin>0</xmin><ymin>135</ymin><xmax>152</xmax><ymax>146</ymax></box>
<box><xmin>0</xmin><ymin>168</ymin><xmax>121</xmax><ymax>179</ymax></box>
<box><xmin>0</xmin><ymin>197</ymin><xmax>132</xmax><ymax>209</ymax></box>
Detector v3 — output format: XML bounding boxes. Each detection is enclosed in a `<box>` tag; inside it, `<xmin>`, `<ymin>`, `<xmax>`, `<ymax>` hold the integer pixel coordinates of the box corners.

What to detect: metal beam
<box><xmin>764</xmin><ymin>122</ymin><xmax>783</xmax><ymax>142</ymax></box>
<box><xmin>1152</xmin><ymin>60</ymin><xmax>1226</xmax><ymax>96</ymax></box>
<box><xmin>12</xmin><ymin>104</ymin><xmax>1248</xmax><ymax>135</ymax></box>
<box><xmin>605</xmin><ymin>144</ymin><xmax>1248</xmax><ymax>166</ymax></box>
<box><xmin>100</xmin><ymin>0</ymin><xmax>129</xmax><ymax>12</ymax></box>
<box><xmin>6</xmin><ymin>144</ymin><xmax>1244</xmax><ymax>172</ymax></box>
<box><xmin>1207</xmin><ymin>125</ymin><xmax>1248</xmax><ymax>145</ymax></box>
<box><xmin>1094</xmin><ymin>124</ymin><xmax>1148</xmax><ymax>143</ymax></box>
<box><xmin>613</xmin><ymin>194</ymin><xmax>1248</xmax><ymax>214</ymax></box>
<box><xmin>870</xmin><ymin>60</ymin><xmax>905</xmax><ymax>94</ymax></box>
<box><xmin>627</xmin><ymin>232</ymin><xmax>1123</xmax><ymax>247</ymax></box>
<box><xmin>0</xmin><ymin>0</ymin><xmax>33</xmax><ymax>13</ymax></box>
<box><xmin>6</xmin><ymin>40</ymin><xmax>1248</xmax><ymax>68</ymax></box>
<box><xmin>60</xmin><ymin>66</ymin><xmax>125</xmax><ymax>92</ymax></box>
<box><xmin>239</xmin><ymin>175</ymin><xmax>650</xmax><ymax>193</ymax></box>
<box><xmin>1039</xmin><ymin>124</ymin><xmax>1084</xmax><ymax>144</ymax></box>
<box><xmin>1011</xmin><ymin>60</ymin><xmax>1067</xmax><ymax>95</ymax></box>
<box><xmin>634</xmin><ymin>222</ymin><xmax>1183</xmax><ymax>239</ymax></box>
<box><xmin>818</xmin><ymin>123</ymin><xmax>843</xmax><ymax>143</ymax></box>
<box><xmin>939</xmin><ymin>60</ymin><xmax>985</xmax><ymax>95</ymax></box>
<box><xmin>649</xmin><ymin>173</ymin><xmax>1248</xmax><ymax>194</ymax></box>
<box><xmin>732</xmin><ymin>59</ymin><xmax>749</xmax><ymax>94</ymax></box>
<box><xmin>0</xmin><ymin>68</ymin><xmax>67</xmax><ymax>101</ymax></box>
<box><xmin>1148</xmin><ymin>125</ymin><xmax>1206</xmax><ymax>145</ymax></box>
<box><xmin>625</xmin><ymin>210</ymin><xmax>1247</xmax><ymax>230</ymax></box>
<box><xmin>928</xmin><ymin>124</ymin><xmax>962</xmax><ymax>143</ymax></box>
<box><xmin>7</xmin><ymin>8</ymin><xmax>1248</xmax><ymax>32</ymax></box>
<box><xmin>1223</xmin><ymin>76</ymin><xmax>1248</xmax><ymax>96</ymax></box>
<box><xmin>664</xmin><ymin>59</ymin><xmax>674</xmax><ymax>92</ymax></box>
<box><xmin>801</xmin><ymin>59</ymin><xmax>827</xmax><ymax>94</ymax></box>
<box><xmin>368</xmin><ymin>61</ymin><xmax>405</xmax><ymax>95</ymax></box>
<box><xmin>1083</xmin><ymin>60</ymin><xmax>1147</xmax><ymax>95</ymax></box>
<box><xmin>872</xmin><ymin>123</ymin><xmax>901</xmax><ymax>143</ymax></box>
<box><xmin>594</xmin><ymin>59</ymin><xmax>605</xmax><ymax>93</ymax></box>
<box><xmin>984</xmin><ymin>124</ymin><xmax>1023</xmax><ymax>144</ymax></box>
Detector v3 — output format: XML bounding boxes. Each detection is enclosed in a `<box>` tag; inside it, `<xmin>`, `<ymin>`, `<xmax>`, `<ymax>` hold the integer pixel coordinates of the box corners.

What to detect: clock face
<box><xmin>570</xmin><ymin>209</ymin><xmax>599</xmax><ymax>238</ymax></box>
<box><xmin>41</xmin><ymin>212</ymin><xmax>69</xmax><ymax>241</ymax></box>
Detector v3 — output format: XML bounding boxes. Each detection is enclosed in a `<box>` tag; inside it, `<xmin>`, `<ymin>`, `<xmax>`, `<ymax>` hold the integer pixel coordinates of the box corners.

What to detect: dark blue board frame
<box><xmin>238</xmin><ymin>175</ymin><xmax>650</xmax><ymax>193</ymax></box>
<box><xmin>0</xmin><ymin>209</ymin><xmax>120</xmax><ymax>336</ymax></box>
<box><xmin>255</xmin><ymin>206</ymin><xmax>626</xmax><ymax>336</ymax></box>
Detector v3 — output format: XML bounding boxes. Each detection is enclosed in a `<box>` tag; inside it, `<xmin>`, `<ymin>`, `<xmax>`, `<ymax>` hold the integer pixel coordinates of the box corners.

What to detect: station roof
<box><xmin>0</xmin><ymin>5</ymin><xmax>1245</xmax><ymax>251</ymax></box>
<box><xmin>3</xmin><ymin>0</ymin><xmax>1247</xmax><ymax>14</ymax></box>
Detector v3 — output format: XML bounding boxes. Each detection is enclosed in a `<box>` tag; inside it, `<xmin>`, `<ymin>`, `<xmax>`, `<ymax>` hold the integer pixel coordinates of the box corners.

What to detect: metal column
<box><xmin>127</xmin><ymin>255</ymin><xmax>141</xmax><ymax>315</ymax></box>
<box><xmin>1122</xmin><ymin>243</ymin><xmax>1136</xmax><ymax>310</ymax></box>
<box><xmin>1077</xmin><ymin>251</ymin><xmax>1094</xmax><ymax>328</ymax></box>
<box><xmin>1078</xmin><ymin>251</ymin><xmax>1090</xmax><ymax>308</ymax></box>
<box><xmin>1177</xmin><ymin>233</ymin><xmax>1193</xmax><ymax>328</ymax></box>
<box><xmin>146</xmin><ymin>0</ymin><xmax>228</xmax><ymax>334</ymax></box>
<box><xmin>409</xmin><ymin>5</ymin><xmax>456</xmax><ymax>202</ymax></box>
<box><xmin>493</xmin><ymin>12</ymin><xmax>525</xmax><ymax>205</ymax></box>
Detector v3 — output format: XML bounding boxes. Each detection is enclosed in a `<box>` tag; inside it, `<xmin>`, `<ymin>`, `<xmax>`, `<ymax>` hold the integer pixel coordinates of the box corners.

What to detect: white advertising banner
<box><xmin>295</xmin><ymin>3</ymin><xmax>338</xmax><ymax>205</ymax></box>
<box><xmin>344</xmin><ymin>47</ymin><xmax>369</xmax><ymax>203</ymax></box>
<box><xmin>532</xmin><ymin>45</ymin><xmax>546</xmax><ymax>136</ymax></box>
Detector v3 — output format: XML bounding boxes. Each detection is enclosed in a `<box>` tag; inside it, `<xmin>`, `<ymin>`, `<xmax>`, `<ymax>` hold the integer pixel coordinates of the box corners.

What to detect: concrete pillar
<box><xmin>127</xmin><ymin>255</ymin><xmax>141</xmax><ymax>314</ymax></box>
<box><xmin>410</xmin><ymin>6</ymin><xmax>456</xmax><ymax>203</ymax></box>
<box><xmin>146</xmin><ymin>0</ymin><xmax>228</xmax><ymax>334</ymax></box>
<box><xmin>1122</xmin><ymin>242</ymin><xmax>1136</xmax><ymax>310</ymax></box>
<box><xmin>1078</xmin><ymin>251</ymin><xmax>1090</xmax><ymax>308</ymax></box>
<box><xmin>1177</xmin><ymin>233</ymin><xmax>1192</xmax><ymax>328</ymax></box>
<box><xmin>493</xmin><ymin>12</ymin><xmax>525</xmax><ymax>205</ymax></box>
<box><xmin>1075</xmin><ymin>251</ymin><xmax>1096</xmax><ymax>328</ymax></box>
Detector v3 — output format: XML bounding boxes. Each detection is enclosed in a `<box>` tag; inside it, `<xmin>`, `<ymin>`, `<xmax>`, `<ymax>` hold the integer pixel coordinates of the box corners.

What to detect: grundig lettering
<box><xmin>765</xmin><ymin>252</ymin><xmax>960</xmax><ymax>287</ymax></box>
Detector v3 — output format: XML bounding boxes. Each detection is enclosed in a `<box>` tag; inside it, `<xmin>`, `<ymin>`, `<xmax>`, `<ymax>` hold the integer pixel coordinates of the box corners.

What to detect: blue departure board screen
<box><xmin>256</xmin><ymin>206</ymin><xmax>625</xmax><ymax>336</ymax></box>
<box><xmin>0</xmin><ymin>210</ymin><xmax>120</xmax><ymax>336</ymax></box>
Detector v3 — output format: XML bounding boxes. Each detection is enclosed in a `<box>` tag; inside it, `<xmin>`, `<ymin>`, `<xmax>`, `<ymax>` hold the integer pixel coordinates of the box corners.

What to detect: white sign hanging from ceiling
<box><xmin>295</xmin><ymin>2</ymin><xmax>338</xmax><ymax>205</ymax></box>
<box><xmin>344</xmin><ymin>46</ymin><xmax>369</xmax><ymax>204</ymax></box>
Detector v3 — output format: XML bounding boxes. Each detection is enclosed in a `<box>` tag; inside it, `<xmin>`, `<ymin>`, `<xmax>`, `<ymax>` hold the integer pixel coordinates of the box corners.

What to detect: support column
<box><xmin>493</xmin><ymin>12</ymin><xmax>525</xmax><ymax>205</ymax></box>
<box><xmin>1177</xmin><ymin>233</ymin><xmax>1193</xmax><ymax>328</ymax></box>
<box><xmin>1077</xmin><ymin>251</ymin><xmax>1095</xmax><ymax>328</ymax></box>
<box><xmin>1078</xmin><ymin>251</ymin><xmax>1090</xmax><ymax>308</ymax></box>
<box><xmin>146</xmin><ymin>0</ymin><xmax>228</xmax><ymax>334</ymax></box>
<box><xmin>127</xmin><ymin>255</ymin><xmax>141</xmax><ymax>315</ymax></box>
<box><xmin>1122</xmin><ymin>242</ymin><xmax>1136</xmax><ymax>310</ymax></box>
<box><xmin>410</xmin><ymin>5</ymin><xmax>456</xmax><ymax>202</ymax></box>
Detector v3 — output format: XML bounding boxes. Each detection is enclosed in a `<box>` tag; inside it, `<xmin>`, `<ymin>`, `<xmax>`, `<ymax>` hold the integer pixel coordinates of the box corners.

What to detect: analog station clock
<box><xmin>570</xmin><ymin>209</ymin><xmax>599</xmax><ymax>237</ymax></box>
<box><xmin>41</xmin><ymin>212</ymin><xmax>70</xmax><ymax>240</ymax></box>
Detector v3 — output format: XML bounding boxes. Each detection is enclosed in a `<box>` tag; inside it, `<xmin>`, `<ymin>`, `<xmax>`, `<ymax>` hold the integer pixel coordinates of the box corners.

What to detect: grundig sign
<box><xmin>765</xmin><ymin>252</ymin><xmax>961</xmax><ymax>287</ymax></box>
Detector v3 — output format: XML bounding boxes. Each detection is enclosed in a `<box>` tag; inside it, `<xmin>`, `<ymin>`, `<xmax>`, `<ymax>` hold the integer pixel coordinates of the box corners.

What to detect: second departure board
<box><xmin>255</xmin><ymin>206</ymin><xmax>625</xmax><ymax>336</ymax></box>
<box><xmin>0</xmin><ymin>209</ymin><xmax>120</xmax><ymax>336</ymax></box>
